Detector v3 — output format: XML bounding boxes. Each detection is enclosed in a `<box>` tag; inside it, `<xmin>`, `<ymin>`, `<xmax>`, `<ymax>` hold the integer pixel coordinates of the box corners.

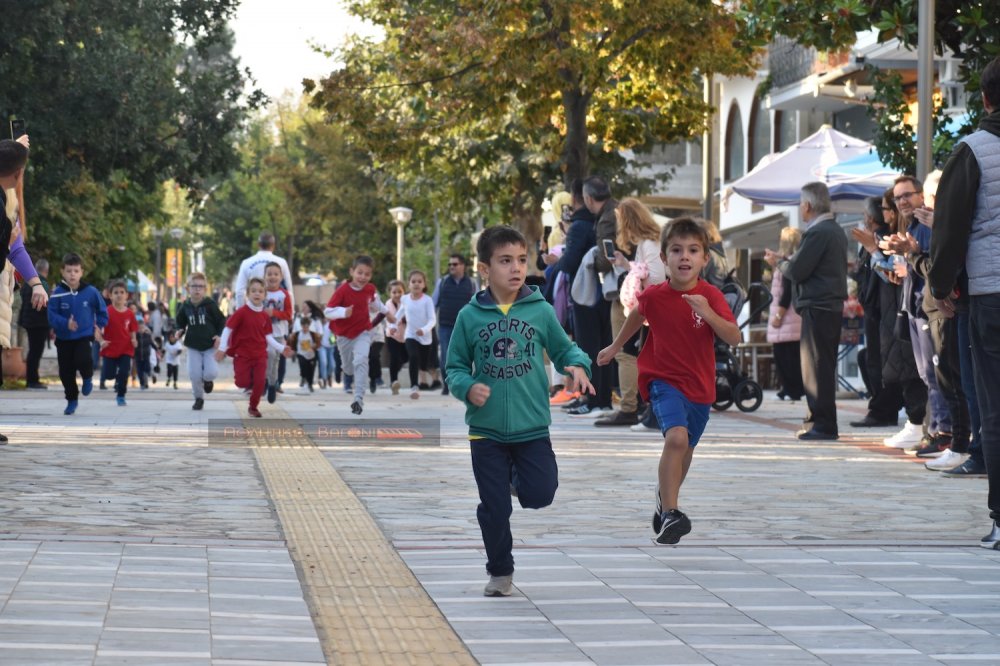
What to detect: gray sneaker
<box><xmin>484</xmin><ymin>574</ymin><xmax>513</xmax><ymax>597</ymax></box>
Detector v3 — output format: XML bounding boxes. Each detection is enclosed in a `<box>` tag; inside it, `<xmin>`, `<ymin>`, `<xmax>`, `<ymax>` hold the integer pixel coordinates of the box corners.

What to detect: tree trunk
<box><xmin>562</xmin><ymin>88</ymin><xmax>591</xmax><ymax>188</ymax></box>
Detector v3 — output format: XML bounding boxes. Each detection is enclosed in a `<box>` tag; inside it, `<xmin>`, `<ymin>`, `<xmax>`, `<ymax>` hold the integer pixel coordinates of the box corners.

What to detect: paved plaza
<box><xmin>0</xmin><ymin>363</ymin><xmax>999</xmax><ymax>665</ymax></box>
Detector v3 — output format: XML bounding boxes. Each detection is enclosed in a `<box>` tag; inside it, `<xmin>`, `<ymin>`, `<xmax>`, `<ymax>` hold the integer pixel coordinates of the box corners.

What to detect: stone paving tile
<box><xmin>210</xmin><ymin>636</ymin><xmax>325</xmax><ymax>663</ymax></box>
<box><xmin>104</xmin><ymin>608</ymin><xmax>211</xmax><ymax>632</ymax></box>
<box><xmin>0</xmin><ymin>646</ymin><xmax>94</xmax><ymax>665</ymax></box>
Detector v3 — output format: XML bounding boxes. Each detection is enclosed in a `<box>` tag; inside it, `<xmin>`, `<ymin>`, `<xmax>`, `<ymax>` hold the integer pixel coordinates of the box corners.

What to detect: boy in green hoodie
<box><xmin>447</xmin><ymin>225</ymin><xmax>594</xmax><ymax>597</ymax></box>
<box><xmin>175</xmin><ymin>272</ymin><xmax>227</xmax><ymax>410</ymax></box>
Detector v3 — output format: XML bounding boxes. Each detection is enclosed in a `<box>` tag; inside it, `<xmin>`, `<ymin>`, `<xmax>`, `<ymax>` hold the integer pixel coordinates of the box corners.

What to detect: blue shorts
<box><xmin>648</xmin><ymin>380</ymin><xmax>711</xmax><ymax>447</ymax></box>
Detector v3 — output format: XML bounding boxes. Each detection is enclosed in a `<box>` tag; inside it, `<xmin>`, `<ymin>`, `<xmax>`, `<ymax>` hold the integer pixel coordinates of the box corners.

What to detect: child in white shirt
<box><xmin>393</xmin><ymin>269</ymin><xmax>436</xmax><ymax>399</ymax></box>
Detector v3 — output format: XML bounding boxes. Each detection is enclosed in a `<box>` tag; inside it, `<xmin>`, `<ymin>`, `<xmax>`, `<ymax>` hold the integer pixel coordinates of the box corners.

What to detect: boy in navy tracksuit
<box><xmin>47</xmin><ymin>253</ymin><xmax>108</xmax><ymax>415</ymax></box>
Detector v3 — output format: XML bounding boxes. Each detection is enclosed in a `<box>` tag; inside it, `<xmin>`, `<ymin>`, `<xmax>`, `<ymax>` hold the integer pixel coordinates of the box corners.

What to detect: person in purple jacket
<box><xmin>0</xmin><ymin>136</ymin><xmax>48</xmax><ymax>442</ymax></box>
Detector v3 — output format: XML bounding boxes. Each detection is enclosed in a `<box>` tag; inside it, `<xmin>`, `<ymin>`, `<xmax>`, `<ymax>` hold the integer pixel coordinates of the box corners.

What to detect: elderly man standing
<box><xmin>930</xmin><ymin>56</ymin><xmax>1000</xmax><ymax>548</ymax></box>
<box><xmin>233</xmin><ymin>232</ymin><xmax>294</xmax><ymax>310</ymax></box>
<box><xmin>766</xmin><ymin>182</ymin><xmax>847</xmax><ymax>440</ymax></box>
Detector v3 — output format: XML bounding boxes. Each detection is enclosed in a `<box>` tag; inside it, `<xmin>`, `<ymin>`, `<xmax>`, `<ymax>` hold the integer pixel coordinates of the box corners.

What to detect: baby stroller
<box><xmin>712</xmin><ymin>277</ymin><xmax>773</xmax><ymax>412</ymax></box>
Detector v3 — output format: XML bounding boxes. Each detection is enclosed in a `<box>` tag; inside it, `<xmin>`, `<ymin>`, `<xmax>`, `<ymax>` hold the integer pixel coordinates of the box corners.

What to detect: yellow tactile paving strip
<box><xmin>244</xmin><ymin>405</ymin><xmax>475</xmax><ymax>665</ymax></box>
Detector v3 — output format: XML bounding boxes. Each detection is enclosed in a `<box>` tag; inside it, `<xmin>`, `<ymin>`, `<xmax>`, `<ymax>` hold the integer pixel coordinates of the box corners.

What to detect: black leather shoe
<box><xmin>798</xmin><ymin>428</ymin><xmax>839</xmax><ymax>441</ymax></box>
<box><xmin>849</xmin><ymin>415</ymin><xmax>898</xmax><ymax>428</ymax></box>
<box><xmin>594</xmin><ymin>410</ymin><xmax>640</xmax><ymax>427</ymax></box>
<box><xmin>981</xmin><ymin>521</ymin><xmax>1000</xmax><ymax>549</ymax></box>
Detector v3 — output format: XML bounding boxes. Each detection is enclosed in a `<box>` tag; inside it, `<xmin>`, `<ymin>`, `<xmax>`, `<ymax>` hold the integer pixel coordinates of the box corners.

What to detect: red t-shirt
<box><xmin>225</xmin><ymin>305</ymin><xmax>273</xmax><ymax>359</ymax></box>
<box><xmin>327</xmin><ymin>282</ymin><xmax>376</xmax><ymax>339</ymax></box>
<box><xmin>101</xmin><ymin>306</ymin><xmax>138</xmax><ymax>358</ymax></box>
<box><xmin>637</xmin><ymin>279</ymin><xmax>735</xmax><ymax>404</ymax></box>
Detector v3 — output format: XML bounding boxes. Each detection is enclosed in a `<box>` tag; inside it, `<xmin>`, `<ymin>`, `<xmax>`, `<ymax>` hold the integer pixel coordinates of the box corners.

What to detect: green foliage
<box><xmin>738</xmin><ymin>0</ymin><xmax>1000</xmax><ymax>170</ymax></box>
<box><xmin>0</xmin><ymin>0</ymin><xmax>261</xmax><ymax>282</ymax></box>
<box><xmin>196</xmin><ymin>101</ymin><xmax>391</xmax><ymax>287</ymax></box>
<box><xmin>308</xmin><ymin>1</ymin><xmax>755</xmax><ymax>240</ymax></box>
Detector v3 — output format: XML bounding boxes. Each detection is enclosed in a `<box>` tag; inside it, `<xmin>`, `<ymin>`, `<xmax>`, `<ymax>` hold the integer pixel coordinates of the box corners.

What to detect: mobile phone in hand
<box><xmin>9</xmin><ymin>119</ymin><xmax>25</xmax><ymax>140</ymax></box>
<box><xmin>602</xmin><ymin>239</ymin><xmax>615</xmax><ymax>260</ymax></box>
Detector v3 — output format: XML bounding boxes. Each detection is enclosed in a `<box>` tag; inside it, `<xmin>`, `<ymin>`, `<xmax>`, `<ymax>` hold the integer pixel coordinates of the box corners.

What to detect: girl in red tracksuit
<box><xmin>215</xmin><ymin>278</ymin><xmax>293</xmax><ymax>417</ymax></box>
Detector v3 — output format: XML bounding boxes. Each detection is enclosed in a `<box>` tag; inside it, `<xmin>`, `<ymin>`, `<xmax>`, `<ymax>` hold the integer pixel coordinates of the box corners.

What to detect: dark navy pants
<box><xmin>470</xmin><ymin>437</ymin><xmax>558</xmax><ymax>576</ymax></box>
<box><xmin>970</xmin><ymin>295</ymin><xmax>1000</xmax><ymax>520</ymax></box>
<box><xmin>104</xmin><ymin>355</ymin><xmax>132</xmax><ymax>398</ymax></box>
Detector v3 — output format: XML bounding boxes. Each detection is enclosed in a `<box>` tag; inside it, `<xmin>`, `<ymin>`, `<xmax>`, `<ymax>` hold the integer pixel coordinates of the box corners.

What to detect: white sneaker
<box><xmin>484</xmin><ymin>574</ymin><xmax>513</xmax><ymax>597</ymax></box>
<box><xmin>925</xmin><ymin>449</ymin><xmax>970</xmax><ymax>471</ymax></box>
<box><xmin>631</xmin><ymin>422</ymin><xmax>660</xmax><ymax>433</ymax></box>
<box><xmin>884</xmin><ymin>421</ymin><xmax>922</xmax><ymax>448</ymax></box>
<box><xmin>568</xmin><ymin>406</ymin><xmax>611</xmax><ymax>418</ymax></box>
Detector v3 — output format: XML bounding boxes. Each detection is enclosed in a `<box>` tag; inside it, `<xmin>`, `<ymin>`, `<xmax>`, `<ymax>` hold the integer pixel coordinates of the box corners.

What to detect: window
<box><xmin>725</xmin><ymin>103</ymin><xmax>745</xmax><ymax>181</ymax></box>
<box><xmin>774</xmin><ymin>110</ymin><xmax>797</xmax><ymax>152</ymax></box>
<box><xmin>748</xmin><ymin>98</ymin><xmax>772</xmax><ymax>169</ymax></box>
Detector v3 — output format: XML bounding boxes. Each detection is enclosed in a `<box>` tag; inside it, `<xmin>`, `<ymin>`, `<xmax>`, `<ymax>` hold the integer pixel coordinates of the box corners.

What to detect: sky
<box><xmin>229</xmin><ymin>0</ymin><xmax>378</xmax><ymax>101</ymax></box>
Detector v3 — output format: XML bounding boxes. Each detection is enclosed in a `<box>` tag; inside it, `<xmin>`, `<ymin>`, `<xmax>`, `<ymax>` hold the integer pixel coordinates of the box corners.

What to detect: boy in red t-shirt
<box><xmin>598</xmin><ymin>218</ymin><xmax>740</xmax><ymax>545</ymax></box>
<box><xmin>324</xmin><ymin>255</ymin><xmax>395</xmax><ymax>415</ymax></box>
<box><xmin>215</xmin><ymin>278</ymin><xmax>294</xmax><ymax>417</ymax></box>
<box><xmin>99</xmin><ymin>279</ymin><xmax>138</xmax><ymax>407</ymax></box>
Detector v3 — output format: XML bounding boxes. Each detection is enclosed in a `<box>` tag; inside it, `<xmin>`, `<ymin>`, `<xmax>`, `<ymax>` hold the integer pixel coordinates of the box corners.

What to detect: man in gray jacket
<box><xmin>766</xmin><ymin>182</ymin><xmax>847</xmax><ymax>440</ymax></box>
<box><xmin>929</xmin><ymin>56</ymin><xmax>1000</xmax><ymax>548</ymax></box>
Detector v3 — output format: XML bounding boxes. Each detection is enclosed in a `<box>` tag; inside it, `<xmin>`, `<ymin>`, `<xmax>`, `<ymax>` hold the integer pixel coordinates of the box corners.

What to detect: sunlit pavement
<box><xmin>1</xmin><ymin>366</ymin><xmax>998</xmax><ymax>665</ymax></box>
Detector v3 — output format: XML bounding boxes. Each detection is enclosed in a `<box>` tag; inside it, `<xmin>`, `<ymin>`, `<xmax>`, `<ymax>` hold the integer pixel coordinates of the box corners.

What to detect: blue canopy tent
<box><xmin>821</xmin><ymin>151</ymin><xmax>900</xmax><ymax>200</ymax></box>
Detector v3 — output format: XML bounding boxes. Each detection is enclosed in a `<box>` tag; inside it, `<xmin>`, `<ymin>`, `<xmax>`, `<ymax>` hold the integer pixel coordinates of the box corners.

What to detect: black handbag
<box><xmin>893</xmin><ymin>310</ymin><xmax>911</xmax><ymax>342</ymax></box>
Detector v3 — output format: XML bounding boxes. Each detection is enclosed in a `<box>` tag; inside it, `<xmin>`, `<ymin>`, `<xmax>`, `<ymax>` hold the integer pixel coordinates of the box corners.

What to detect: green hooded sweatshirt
<box><xmin>446</xmin><ymin>285</ymin><xmax>592</xmax><ymax>443</ymax></box>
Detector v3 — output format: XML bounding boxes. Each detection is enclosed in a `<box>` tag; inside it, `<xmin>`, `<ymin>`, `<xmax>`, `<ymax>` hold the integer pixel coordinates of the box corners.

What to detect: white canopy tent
<box><xmin>725</xmin><ymin>127</ymin><xmax>891</xmax><ymax>213</ymax></box>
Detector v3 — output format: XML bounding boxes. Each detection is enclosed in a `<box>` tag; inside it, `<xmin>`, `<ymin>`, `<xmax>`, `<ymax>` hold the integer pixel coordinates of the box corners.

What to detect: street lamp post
<box><xmin>389</xmin><ymin>207</ymin><xmax>413</xmax><ymax>281</ymax></box>
<box><xmin>191</xmin><ymin>241</ymin><xmax>205</xmax><ymax>275</ymax></box>
<box><xmin>169</xmin><ymin>227</ymin><xmax>185</xmax><ymax>307</ymax></box>
<box><xmin>152</xmin><ymin>228</ymin><xmax>165</xmax><ymax>301</ymax></box>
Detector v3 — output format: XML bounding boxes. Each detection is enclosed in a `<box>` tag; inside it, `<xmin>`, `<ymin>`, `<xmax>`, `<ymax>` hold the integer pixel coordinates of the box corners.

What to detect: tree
<box><xmin>0</xmin><ymin>0</ymin><xmax>262</xmax><ymax>282</ymax></box>
<box><xmin>196</xmin><ymin>100</ymin><xmax>390</xmax><ymax>287</ymax></box>
<box><xmin>309</xmin><ymin>1</ymin><xmax>754</xmax><ymax>188</ymax></box>
<box><xmin>736</xmin><ymin>0</ymin><xmax>1000</xmax><ymax>169</ymax></box>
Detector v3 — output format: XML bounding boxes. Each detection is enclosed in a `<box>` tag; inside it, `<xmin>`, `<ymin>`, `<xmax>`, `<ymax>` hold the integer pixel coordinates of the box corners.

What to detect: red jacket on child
<box><xmin>225</xmin><ymin>305</ymin><xmax>273</xmax><ymax>360</ymax></box>
<box><xmin>326</xmin><ymin>282</ymin><xmax>377</xmax><ymax>339</ymax></box>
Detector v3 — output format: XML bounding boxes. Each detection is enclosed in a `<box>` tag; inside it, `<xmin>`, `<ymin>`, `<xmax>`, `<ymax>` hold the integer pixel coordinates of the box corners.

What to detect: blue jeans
<box><xmin>439</xmin><ymin>325</ymin><xmax>454</xmax><ymax>385</ymax></box>
<box><xmin>910</xmin><ymin>316</ymin><xmax>951</xmax><ymax>434</ymax></box>
<box><xmin>317</xmin><ymin>346</ymin><xmax>333</xmax><ymax>382</ymax></box>
<box><xmin>470</xmin><ymin>437</ymin><xmax>558</xmax><ymax>576</ymax></box>
<box><xmin>958</xmin><ymin>312</ymin><xmax>982</xmax><ymax>462</ymax></box>
<box><xmin>970</xmin><ymin>294</ymin><xmax>1000</xmax><ymax>520</ymax></box>
<box><xmin>104</xmin><ymin>355</ymin><xmax>132</xmax><ymax>397</ymax></box>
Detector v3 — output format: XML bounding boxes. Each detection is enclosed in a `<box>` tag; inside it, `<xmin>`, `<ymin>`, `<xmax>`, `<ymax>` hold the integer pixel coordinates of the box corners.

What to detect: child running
<box><xmin>99</xmin><ymin>279</ymin><xmax>138</xmax><ymax>407</ymax></box>
<box><xmin>48</xmin><ymin>253</ymin><xmax>109</xmax><ymax>415</ymax></box>
<box><xmin>288</xmin><ymin>315</ymin><xmax>322</xmax><ymax>392</ymax></box>
<box><xmin>598</xmin><ymin>217</ymin><xmax>740</xmax><ymax>545</ymax></box>
<box><xmin>175</xmin><ymin>272</ymin><xmax>226</xmax><ymax>410</ymax></box>
<box><xmin>163</xmin><ymin>331</ymin><xmax>184</xmax><ymax>390</ymax></box>
<box><xmin>263</xmin><ymin>262</ymin><xmax>293</xmax><ymax>404</ymax></box>
<box><xmin>384</xmin><ymin>279</ymin><xmax>407</xmax><ymax>395</ymax></box>
<box><xmin>446</xmin><ymin>225</ymin><xmax>594</xmax><ymax>597</ymax></box>
<box><xmin>396</xmin><ymin>269</ymin><xmax>436</xmax><ymax>400</ymax></box>
<box><xmin>324</xmin><ymin>256</ymin><xmax>394</xmax><ymax>415</ymax></box>
<box><xmin>215</xmin><ymin>278</ymin><xmax>294</xmax><ymax>417</ymax></box>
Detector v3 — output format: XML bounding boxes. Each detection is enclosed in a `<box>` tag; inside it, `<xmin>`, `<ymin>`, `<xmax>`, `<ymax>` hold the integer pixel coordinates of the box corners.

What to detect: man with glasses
<box><xmin>432</xmin><ymin>254</ymin><xmax>476</xmax><ymax>395</ymax></box>
<box><xmin>884</xmin><ymin>176</ymin><xmax>950</xmax><ymax>452</ymax></box>
<box><xmin>175</xmin><ymin>272</ymin><xmax>227</xmax><ymax>410</ymax></box>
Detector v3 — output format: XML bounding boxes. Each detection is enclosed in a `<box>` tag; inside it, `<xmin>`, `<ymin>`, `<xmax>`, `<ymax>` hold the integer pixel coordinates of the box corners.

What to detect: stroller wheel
<box><xmin>734</xmin><ymin>380</ymin><xmax>764</xmax><ymax>412</ymax></box>
<box><xmin>713</xmin><ymin>373</ymin><xmax>734</xmax><ymax>411</ymax></box>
